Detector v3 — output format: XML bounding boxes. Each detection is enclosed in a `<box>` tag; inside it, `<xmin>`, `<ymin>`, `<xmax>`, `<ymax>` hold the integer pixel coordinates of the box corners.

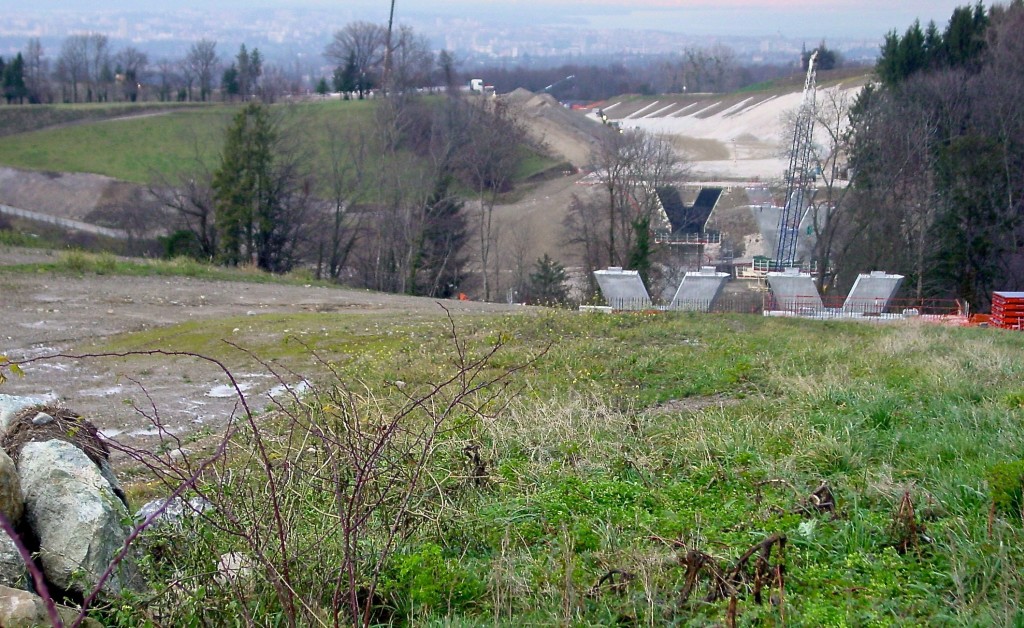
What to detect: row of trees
<box><xmin>3</xmin><ymin>21</ymin><xmax>443</xmax><ymax>106</ymax></box>
<box><xmin>3</xmin><ymin>29</ymin><xmax>852</xmax><ymax>107</ymax></box>
<box><xmin>52</xmin><ymin>33</ymin><xmax>153</xmax><ymax>103</ymax></box>
<box><xmin>801</xmin><ymin>2</ymin><xmax>1023</xmax><ymax>308</ymax></box>
<box><xmin>0</xmin><ymin>35</ymin><xmax>293</xmax><ymax>104</ymax></box>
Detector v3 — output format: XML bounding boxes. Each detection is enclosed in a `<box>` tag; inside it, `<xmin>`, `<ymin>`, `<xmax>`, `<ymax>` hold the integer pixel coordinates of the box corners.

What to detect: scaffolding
<box><xmin>774</xmin><ymin>51</ymin><xmax>818</xmax><ymax>269</ymax></box>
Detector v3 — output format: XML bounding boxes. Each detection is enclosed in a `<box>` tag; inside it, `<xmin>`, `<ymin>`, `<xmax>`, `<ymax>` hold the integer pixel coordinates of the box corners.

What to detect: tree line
<box><xmin>0</xmin><ymin>35</ymin><xmax>299</xmax><ymax>105</ymax></box>
<box><xmin>471</xmin><ymin>42</ymin><xmax>851</xmax><ymax>103</ymax></box>
<box><xmin>1</xmin><ymin>25</ymin><xmax>857</xmax><ymax>108</ymax></box>
<box><xmin>829</xmin><ymin>1</ymin><xmax>1024</xmax><ymax>308</ymax></box>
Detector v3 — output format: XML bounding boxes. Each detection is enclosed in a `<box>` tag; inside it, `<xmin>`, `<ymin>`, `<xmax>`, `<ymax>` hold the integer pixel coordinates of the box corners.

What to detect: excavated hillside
<box><xmin>0</xmin><ymin>78</ymin><xmax>870</xmax><ymax>283</ymax></box>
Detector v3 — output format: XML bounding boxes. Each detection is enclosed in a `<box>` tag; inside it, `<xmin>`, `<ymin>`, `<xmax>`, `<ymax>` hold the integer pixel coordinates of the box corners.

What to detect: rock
<box><xmin>1</xmin><ymin>404</ymin><xmax>128</xmax><ymax>510</ymax></box>
<box><xmin>0</xmin><ymin>448</ymin><xmax>23</xmax><ymax>524</ymax></box>
<box><xmin>0</xmin><ymin>449</ymin><xmax>28</xmax><ymax>588</ymax></box>
<box><xmin>215</xmin><ymin>552</ymin><xmax>254</xmax><ymax>586</ymax></box>
<box><xmin>17</xmin><ymin>439</ymin><xmax>139</xmax><ymax>596</ymax></box>
<box><xmin>135</xmin><ymin>496</ymin><xmax>212</xmax><ymax>527</ymax></box>
<box><xmin>0</xmin><ymin>530</ymin><xmax>28</xmax><ymax>589</ymax></box>
<box><xmin>0</xmin><ymin>395</ymin><xmax>46</xmax><ymax>435</ymax></box>
<box><xmin>30</xmin><ymin>412</ymin><xmax>54</xmax><ymax>426</ymax></box>
<box><xmin>0</xmin><ymin>584</ymin><xmax>103</xmax><ymax>628</ymax></box>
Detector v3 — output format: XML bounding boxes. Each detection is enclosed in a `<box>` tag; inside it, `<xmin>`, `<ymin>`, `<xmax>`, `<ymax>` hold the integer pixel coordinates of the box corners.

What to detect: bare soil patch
<box><xmin>0</xmin><ymin>246</ymin><xmax>523</xmax><ymax>467</ymax></box>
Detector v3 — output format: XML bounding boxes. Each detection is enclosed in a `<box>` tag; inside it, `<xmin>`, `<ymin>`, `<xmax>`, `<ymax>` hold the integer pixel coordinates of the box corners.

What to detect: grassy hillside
<box><xmin>0</xmin><ymin>99</ymin><xmax>559</xmax><ymax>189</ymax></box>
<box><xmin>0</xmin><ymin>100</ymin><xmax>381</xmax><ymax>184</ymax></box>
<box><xmin>28</xmin><ymin>280</ymin><xmax>1019</xmax><ymax>625</ymax></box>
<box><xmin>0</xmin><ymin>102</ymin><xmax>210</xmax><ymax>138</ymax></box>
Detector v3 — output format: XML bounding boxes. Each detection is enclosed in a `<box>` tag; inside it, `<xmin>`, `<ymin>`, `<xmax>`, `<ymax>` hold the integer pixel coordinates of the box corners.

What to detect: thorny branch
<box><xmin>3</xmin><ymin>310</ymin><xmax>547</xmax><ymax>627</ymax></box>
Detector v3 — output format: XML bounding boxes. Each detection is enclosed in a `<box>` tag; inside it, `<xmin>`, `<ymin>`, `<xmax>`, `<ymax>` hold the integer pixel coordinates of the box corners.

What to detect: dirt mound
<box><xmin>504</xmin><ymin>88</ymin><xmax>536</xmax><ymax>106</ymax></box>
<box><xmin>0</xmin><ymin>167</ymin><xmax>165</xmax><ymax>234</ymax></box>
<box><xmin>500</xmin><ymin>89</ymin><xmax>603</xmax><ymax>168</ymax></box>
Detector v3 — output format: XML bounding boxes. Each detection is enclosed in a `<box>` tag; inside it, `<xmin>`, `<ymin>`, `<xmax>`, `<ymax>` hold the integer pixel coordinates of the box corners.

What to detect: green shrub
<box><xmin>61</xmin><ymin>249</ymin><xmax>91</xmax><ymax>273</ymax></box>
<box><xmin>386</xmin><ymin>544</ymin><xmax>486</xmax><ymax>613</ymax></box>
<box><xmin>986</xmin><ymin>460</ymin><xmax>1024</xmax><ymax>517</ymax></box>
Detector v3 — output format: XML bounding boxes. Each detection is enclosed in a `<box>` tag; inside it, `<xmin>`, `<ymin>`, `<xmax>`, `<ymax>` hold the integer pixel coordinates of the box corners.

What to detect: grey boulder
<box><xmin>0</xmin><ymin>394</ymin><xmax>46</xmax><ymax>435</ymax></box>
<box><xmin>0</xmin><ymin>448</ymin><xmax>23</xmax><ymax>524</ymax></box>
<box><xmin>17</xmin><ymin>439</ymin><xmax>139</xmax><ymax>596</ymax></box>
<box><xmin>0</xmin><ymin>449</ymin><xmax>27</xmax><ymax>588</ymax></box>
<box><xmin>0</xmin><ymin>584</ymin><xmax>103</xmax><ymax>628</ymax></box>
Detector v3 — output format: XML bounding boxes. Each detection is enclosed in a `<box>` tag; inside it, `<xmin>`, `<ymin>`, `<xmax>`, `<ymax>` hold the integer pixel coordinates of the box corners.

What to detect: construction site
<box><xmin>574</xmin><ymin>53</ymin><xmax>1017</xmax><ymax>330</ymax></box>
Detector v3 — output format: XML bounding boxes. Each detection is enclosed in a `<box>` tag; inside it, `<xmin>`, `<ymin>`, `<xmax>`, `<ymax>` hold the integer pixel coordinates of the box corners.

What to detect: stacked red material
<box><xmin>991</xmin><ymin>292</ymin><xmax>1024</xmax><ymax>330</ymax></box>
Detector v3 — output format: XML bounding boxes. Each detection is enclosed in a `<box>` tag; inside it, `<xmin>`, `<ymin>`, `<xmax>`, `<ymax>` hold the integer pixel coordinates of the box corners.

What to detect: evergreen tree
<box><xmin>528</xmin><ymin>254</ymin><xmax>569</xmax><ymax>305</ymax></box>
<box><xmin>876</xmin><ymin>6</ymin><xmax>991</xmax><ymax>87</ymax></box>
<box><xmin>803</xmin><ymin>41</ymin><xmax>839</xmax><ymax>71</ymax></box>
<box><xmin>333</xmin><ymin>51</ymin><xmax>360</xmax><ymax>97</ymax></box>
<box><xmin>222</xmin><ymin>64</ymin><xmax>240</xmax><ymax>100</ymax></box>
<box><xmin>2</xmin><ymin>53</ymin><xmax>26</xmax><ymax>104</ymax></box>
<box><xmin>212</xmin><ymin>102</ymin><xmax>275</xmax><ymax>268</ymax></box>
<box><xmin>942</xmin><ymin>4</ymin><xmax>989</xmax><ymax>69</ymax></box>
<box><xmin>235</xmin><ymin>45</ymin><xmax>261</xmax><ymax>99</ymax></box>
<box><xmin>626</xmin><ymin>215</ymin><xmax>653</xmax><ymax>288</ymax></box>
<box><xmin>409</xmin><ymin>175</ymin><xmax>467</xmax><ymax>298</ymax></box>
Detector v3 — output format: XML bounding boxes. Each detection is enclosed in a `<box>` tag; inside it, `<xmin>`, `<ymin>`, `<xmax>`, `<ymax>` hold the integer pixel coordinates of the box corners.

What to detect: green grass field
<box><xmin>7</xmin><ymin>259</ymin><xmax>1016</xmax><ymax>626</ymax></box>
<box><xmin>0</xmin><ymin>102</ymin><xmax>210</xmax><ymax>138</ymax></box>
<box><xmin>0</xmin><ymin>99</ymin><xmax>559</xmax><ymax>192</ymax></box>
<box><xmin>0</xmin><ymin>100</ymin><xmax>384</xmax><ymax>184</ymax></box>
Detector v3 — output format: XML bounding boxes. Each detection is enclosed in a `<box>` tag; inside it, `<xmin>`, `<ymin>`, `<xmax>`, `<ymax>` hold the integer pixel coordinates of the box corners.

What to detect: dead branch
<box><xmin>588</xmin><ymin>569</ymin><xmax>635</xmax><ymax>597</ymax></box>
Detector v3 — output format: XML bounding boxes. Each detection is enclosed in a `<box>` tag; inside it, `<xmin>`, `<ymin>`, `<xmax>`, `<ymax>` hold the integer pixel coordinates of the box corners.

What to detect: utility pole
<box><xmin>383</xmin><ymin>0</ymin><xmax>396</xmax><ymax>93</ymax></box>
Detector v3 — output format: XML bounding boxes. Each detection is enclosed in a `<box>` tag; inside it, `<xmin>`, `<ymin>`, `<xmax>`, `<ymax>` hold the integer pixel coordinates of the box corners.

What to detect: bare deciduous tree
<box><xmin>458</xmin><ymin>99</ymin><xmax>530</xmax><ymax>301</ymax></box>
<box><xmin>149</xmin><ymin>138</ymin><xmax>219</xmax><ymax>259</ymax></box>
<box><xmin>86</xmin><ymin>33</ymin><xmax>111</xmax><ymax>102</ymax></box>
<box><xmin>387</xmin><ymin>25</ymin><xmax>434</xmax><ymax>92</ymax></box>
<box><xmin>154</xmin><ymin>58</ymin><xmax>179</xmax><ymax>101</ymax></box>
<box><xmin>591</xmin><ymin>127</ymin><xmax>684</xmax><ymax>284</ymax></box>
<box><xmin>185</xmin><ymin>39</ymin><xmax>218</xmax><ymax>101</ymax></box>
<box><xmin>56</xmin><ymin>35</ymin><xmax>88</xmax><ymax>103</ymax></box>
<box><xmin>803</xmin><ymin>86</ymin><xmax>856</xmax><ymax>293</ymax></box>
<box><xmin>24</xmin><ymin>38</ymin><xmax>49</xmax><ymax>103</ymax></box>
<box><xmin>115</xmin><ymin>46</ymin><xmax>148</xmax><ymax>102</ymax></box>
<box><xmin>317</xmin><ymin>122</ymin><xmax>368</xmax><ymax>281</ymax></box>
<box><xmin>563</xmin><ymin>191</ymin><xmax>610</xmax><ymax>299</ymax></box>
<box><xmin>324</xmin><ymin>22</ymin><xmax>387</xmax><ymax>98</ymax></box>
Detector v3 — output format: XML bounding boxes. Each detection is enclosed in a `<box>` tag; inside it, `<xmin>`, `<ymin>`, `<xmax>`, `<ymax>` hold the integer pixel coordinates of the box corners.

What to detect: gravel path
<box><xmin>0</xmin><ymin>246</ymin><xmax>523</xmax><ymax>464</ymax></box>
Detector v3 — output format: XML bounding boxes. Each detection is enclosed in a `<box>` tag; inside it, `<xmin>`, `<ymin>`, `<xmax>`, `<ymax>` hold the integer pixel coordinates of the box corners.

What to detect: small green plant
<box><xmin>95</xmin><ymin>251</ymin><xmax>118</xmax><ymax>274</ymax></box>
<box><xmin>1005</xmin><ymin>390</ymin><xmax>1024</xmax><ymax>408</ymax></box>
<box><xmin>0</xmin><ymin>229</ymin><xmax>43</xmax><ymax>247</ymax></box>
<box><xmin>986</xmin><ymin>460</ymin><xmax>1024</xmax><ymax>517</ymax></box>
<box><xmin>61</xmin><ymin>249</ymin><xmax>91</xmax><ymax>273</ymax></box>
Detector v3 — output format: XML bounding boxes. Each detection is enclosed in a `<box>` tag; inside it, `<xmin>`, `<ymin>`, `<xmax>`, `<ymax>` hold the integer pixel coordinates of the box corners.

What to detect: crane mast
<box><xmin>774</xmin><ymin>50</ymin><xmax>818</xmax><ymax>270</ymax></box>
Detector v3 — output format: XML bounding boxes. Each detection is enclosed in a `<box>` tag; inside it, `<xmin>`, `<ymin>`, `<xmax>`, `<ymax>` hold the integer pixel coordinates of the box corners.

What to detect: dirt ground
<box><xmin>0</xmin><ymin>246</ymin><xmax>522</xmax><ymax>467</ymax></box>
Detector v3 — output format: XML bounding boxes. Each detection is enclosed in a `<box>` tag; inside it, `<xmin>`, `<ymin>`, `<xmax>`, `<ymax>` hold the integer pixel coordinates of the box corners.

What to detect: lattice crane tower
<box><xmin>774</xmin><ymin>50</ymin><xmax>818</xmax><ymax>270</ymax></box>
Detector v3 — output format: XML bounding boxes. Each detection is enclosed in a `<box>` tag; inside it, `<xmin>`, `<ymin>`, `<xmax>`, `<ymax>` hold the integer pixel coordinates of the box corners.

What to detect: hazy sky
<box><xmin>27</xmin><ymin>0</ymin><xmax>983</xmax><ymax>40</ymax></box>
<box><xmin>403</xmin><ymin>0</ymin><xmax>980</xmax><ymax>38</ymax></box>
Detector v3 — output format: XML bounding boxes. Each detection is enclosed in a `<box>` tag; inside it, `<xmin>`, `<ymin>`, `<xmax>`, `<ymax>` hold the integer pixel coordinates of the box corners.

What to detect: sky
<box><xmin>20</xmin><ymin>0</ymin><xmax>983</xmax><ymax>40</ymax></box>
<box><xmin>401</xmin><ymin>0</ymin><xmax>980</xmax><ymax>39</ymax></box>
